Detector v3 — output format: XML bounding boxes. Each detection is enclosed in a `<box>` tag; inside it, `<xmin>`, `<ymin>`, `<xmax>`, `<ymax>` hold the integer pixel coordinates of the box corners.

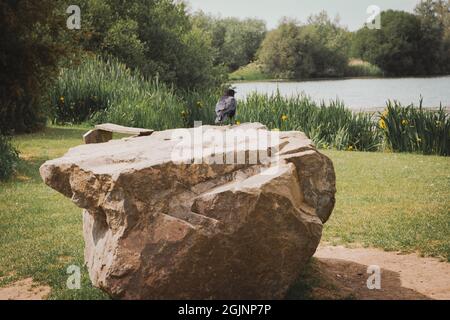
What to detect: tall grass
<box><xmin>380</xmin><ymin>100</ymin><xmax>450</xmax><ymax>156</ymax></box>
<box><xmin>232</xmin><ymin>91</ymin><xmax>381</xmax><ymax>151</ymax></box>
<box><xmin>50</xmin><ymin>56</ymin><xmax>187</xmax><ymax>130</ymax></box>
<box><xmin>50</xmin><ymin>56</ymin><xmax>448</xmax><ymax>156</ymax></box>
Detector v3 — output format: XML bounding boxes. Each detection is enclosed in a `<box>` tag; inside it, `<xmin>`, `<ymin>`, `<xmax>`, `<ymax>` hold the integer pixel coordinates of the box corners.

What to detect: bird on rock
<box><xmin>215</xmin><ymin>89</ymin><xmax>237</xmax><ymax>125</ymax></box>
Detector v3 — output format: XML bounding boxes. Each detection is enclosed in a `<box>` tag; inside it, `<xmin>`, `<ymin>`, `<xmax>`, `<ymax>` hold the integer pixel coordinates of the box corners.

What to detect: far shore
<box><xmin>229</xmin><ymin>74</ymin><xmax>450</xmax><ymax>84</ymax></box>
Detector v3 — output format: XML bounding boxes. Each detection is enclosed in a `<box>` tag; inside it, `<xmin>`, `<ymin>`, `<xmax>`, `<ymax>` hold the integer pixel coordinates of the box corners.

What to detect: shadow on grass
<box><xmin>15</xmin><ymin>157</ymin><xmax>47</xmax><ymax>181</ymax></box>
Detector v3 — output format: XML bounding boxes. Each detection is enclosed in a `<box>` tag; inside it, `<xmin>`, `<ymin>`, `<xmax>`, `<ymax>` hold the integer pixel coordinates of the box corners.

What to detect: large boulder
<box><xmin>40</xmin><ymin>123</ymin><xmax>336</xmax><ymax>299</ymax></box>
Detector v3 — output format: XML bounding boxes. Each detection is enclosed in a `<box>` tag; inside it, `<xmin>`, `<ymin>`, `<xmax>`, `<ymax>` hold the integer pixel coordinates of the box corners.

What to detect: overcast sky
<box><xmin>185</xmin><ymin>0</ymin><xmax>423</xmax><ymax>31</ymax></box>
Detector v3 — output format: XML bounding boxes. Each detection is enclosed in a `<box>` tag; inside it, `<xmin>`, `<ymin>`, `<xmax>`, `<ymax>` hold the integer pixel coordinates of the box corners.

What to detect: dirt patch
<box><xmin>0</xmin><ymin>278</ymin><xmax>51</xmax><ymax>300</ymax></box>
<box><xmin>312</xmin><ymin>245</ymin><xmax>450</xmax><ymax>300</ymax></box>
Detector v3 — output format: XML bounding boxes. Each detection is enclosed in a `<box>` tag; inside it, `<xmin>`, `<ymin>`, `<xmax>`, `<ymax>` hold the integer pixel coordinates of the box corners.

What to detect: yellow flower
<box><xmin>401</xmin><ymin>119</ymin><xmax>409</xmax><ymax>126</ymax></box>
<box><xmin>348</xmin><ymin>146</ymin><xmax>354</xmax><ymax>151</ymax></box>
<box><xmin>235</xmin><ymin>120</ymin><xmax>241</xmax><ymax>125</ymax></box>
<box><xmin>379</xmin><ymin>119</ymin><xmax>387</xmax><ymax>129</ymax></box>
<box><xmin>60</xmin><ymin>96</ymin><xmax>64</xmax><ymax>103</ymax></box>
<box><xmin>281</xmin><ymin>114</ymin><xmax>288</xmax><ymax>122</ymax></box>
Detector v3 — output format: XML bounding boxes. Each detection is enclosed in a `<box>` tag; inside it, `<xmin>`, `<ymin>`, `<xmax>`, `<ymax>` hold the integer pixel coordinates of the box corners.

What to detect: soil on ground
<box><xmin>307</xmin><ymin>245</ymin><xmax>450</xmax><ymax>300</ymax></box>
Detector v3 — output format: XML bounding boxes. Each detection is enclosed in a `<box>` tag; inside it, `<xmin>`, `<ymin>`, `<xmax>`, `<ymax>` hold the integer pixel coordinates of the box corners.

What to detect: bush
<box><xmin>0</xmin><ymin>135</ymin><xmax>20</xmax><ymax>181</ymax></box>
<box><xmin>192</xmin><ymin>13</ymin><xmax>267</xmax><ymax>72</ymax></box>
<box><xmin>258</xmin><ymin>14</ymin><xmax>351</xmax><ymax>79</ymax></box>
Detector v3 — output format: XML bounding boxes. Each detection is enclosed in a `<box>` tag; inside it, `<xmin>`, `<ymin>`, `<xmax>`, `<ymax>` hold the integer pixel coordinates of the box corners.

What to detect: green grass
<box><xmin>322</xmin><ymin>149</ymin><xmax>450</xmax><ymax>261</ymax></box>
<box><xmin>229</xmin><ymin>62</ymin><xmax>272</xmax><ymax>81</ymax></box>
<box><xmin>0</xmin><ymin>126</ymin><xmax>448</xmax><ymax>299</ymax></box>
<box><xmin>0</xmin><ymin>125</ymin><xmax>109</xmax><ymax>299</ymax></box>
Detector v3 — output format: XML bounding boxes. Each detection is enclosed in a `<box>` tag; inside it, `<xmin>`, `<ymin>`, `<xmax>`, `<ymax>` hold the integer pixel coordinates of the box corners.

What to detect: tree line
<box><xmin>260</xmin><ymin>1</ymin><xmax>450</xmax><ymax>78</ymax></box>
<box><xmin>1</xmin><ymin>0</ymin><xmax>450</xmax><ymax>135</ymax></box>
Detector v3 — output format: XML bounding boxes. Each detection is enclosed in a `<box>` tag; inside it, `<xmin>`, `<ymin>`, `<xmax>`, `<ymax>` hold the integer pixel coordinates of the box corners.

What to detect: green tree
<box><xmin>192</xmin><ymin>13</ymin><xmax>267</xmax><ymax>71</ymax></box>
<box><xmin>415</xmin><ymin>0</ymin><xmax>450</xmax><ymax>74</ymax></box>
<box><xmin>80</xmin><ymin>0</ymin><xmax>224</xmax><ymax>90</ymax></box>
<box><xmin>352</xmin><ymin>9</ymin><xmax>450</xmax><ymax>76</ymax></box>
<box><xmin>0</xmin><ymin>0</ymin><xmax>73</xmax><ymax>133</ymax></box>
<box><xmin>258</xmin><ymin>13</ymin><xmax>350</xmax><ymax>79</ymax></box>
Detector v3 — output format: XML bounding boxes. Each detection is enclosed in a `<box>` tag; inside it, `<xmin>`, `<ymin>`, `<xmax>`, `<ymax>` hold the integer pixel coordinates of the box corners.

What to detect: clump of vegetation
<box><xmin>345</xmin><ymin>59</ymin><xmax>383</xmax><ymax>77</ymax></box>
<box><xmin>229</xmin><ymin>62</ymin><xmax>272</xmax><ymax>81</ymax></box>
<box><xmin>79</xmin><ymin>0</ymin><xmax>225</xmax><ymax>90</ymax></box>
<box><xmin>352</xmin><ymin>3</ymin><xmax>450</xmax><ymax>76</ymax></box>
<box><xmin>192</xmin><ymin>13</ymin><xmax>267</xmax><ymax>72</ymax></box>
<box><xmin>258</xmin><ymin>13</ymin><xmax>351</xmax><ymax>79</ymax></box>
<box><xmin>0</xmin><ymin>135</ymin><xmax>19</xmax><ymax>181</ymax></box>
<box><xmin>50</xmin><ymin>56</ymin><xmax>186</xmax><ymax>130</ymax></box>
<box><xmin>379</xmin><ymin>100</ymin><xmax>450</xmax><ymax>156</ymax></box>
<box><xmin>233</xmin><ymin>91</ymin><xmax>381</xmax><ymax>151</ymax></box>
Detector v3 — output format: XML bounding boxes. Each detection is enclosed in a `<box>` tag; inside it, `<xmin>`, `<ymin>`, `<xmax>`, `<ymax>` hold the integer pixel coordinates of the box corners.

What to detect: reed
<box><xmin>50</xmin><ymin>56</ymin><xmax>448</xmax><ymax>156</ymax></box>
<box><xmin>380</xmin><ymin>100</ymin><xmax>450</xmax><ymax>156</ymax></box>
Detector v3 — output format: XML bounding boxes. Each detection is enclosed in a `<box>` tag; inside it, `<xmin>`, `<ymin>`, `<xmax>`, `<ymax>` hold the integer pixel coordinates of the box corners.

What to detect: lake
<box><xmin>233</xmin><ymin>76</ymin><xmax>450</xmax><ymax>111</ymax></box>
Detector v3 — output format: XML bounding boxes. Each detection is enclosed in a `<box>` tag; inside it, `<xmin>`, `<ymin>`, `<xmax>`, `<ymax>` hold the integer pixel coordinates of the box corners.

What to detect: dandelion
<box><xmin>348</xmin><ymin>145</ymin><xmax>354</xmax><ymax>151</ymax></box>
<box><xmin>281</xmin><ymin>114</ymin><xmax>288</xmax><ymax>122</ymax></box>
<box><xmin>60</xmin><ymin>96</ymin><xmax>65</xmax><ymax>103</ymax></box>
<box><xmin>235</xmin><ymin>120</ymin><xmax>241</xmax><ymax>125</ymax></box>
<box><xmin>401</xmin><ymin>119</ymin><xmax>409</xmax><ymax>126</ymax></box>
<box><xmin>379</xmin><ymin>119</ymin><xmax>387</xmax><ymax>129</ymax></box>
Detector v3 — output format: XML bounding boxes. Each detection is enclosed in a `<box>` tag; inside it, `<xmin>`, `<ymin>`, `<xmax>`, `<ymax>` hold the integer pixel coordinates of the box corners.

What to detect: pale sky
<box><xmin>185</xmin><ymin>0</ymin><xmax>423</xmax><ymax>31</ymax></box>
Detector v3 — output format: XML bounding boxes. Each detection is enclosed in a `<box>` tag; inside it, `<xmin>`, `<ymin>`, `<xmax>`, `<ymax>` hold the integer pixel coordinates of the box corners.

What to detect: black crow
<box><xmin>215</xmin><ymin>89</ymin><xmax>237</xmax><ymax>125</ymax></box>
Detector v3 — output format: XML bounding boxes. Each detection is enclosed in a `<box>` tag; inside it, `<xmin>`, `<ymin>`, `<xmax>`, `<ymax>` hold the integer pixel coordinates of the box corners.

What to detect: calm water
<box><xmin>233</xmin><ymin>76</ymin><xmax>450</xmax><ymax>110</ymax></box>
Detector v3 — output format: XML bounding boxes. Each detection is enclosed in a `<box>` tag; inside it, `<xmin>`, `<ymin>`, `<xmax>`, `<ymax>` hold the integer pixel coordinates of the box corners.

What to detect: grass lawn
<box><xmin>0</xmin><ymin>126</ymin><xmax>449</xmax><ymax>299</ymax></box>
<box><xmin>322</xmin><ymin>149</ymin><xmax>449</xmax><ymax>261</ymax></box>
